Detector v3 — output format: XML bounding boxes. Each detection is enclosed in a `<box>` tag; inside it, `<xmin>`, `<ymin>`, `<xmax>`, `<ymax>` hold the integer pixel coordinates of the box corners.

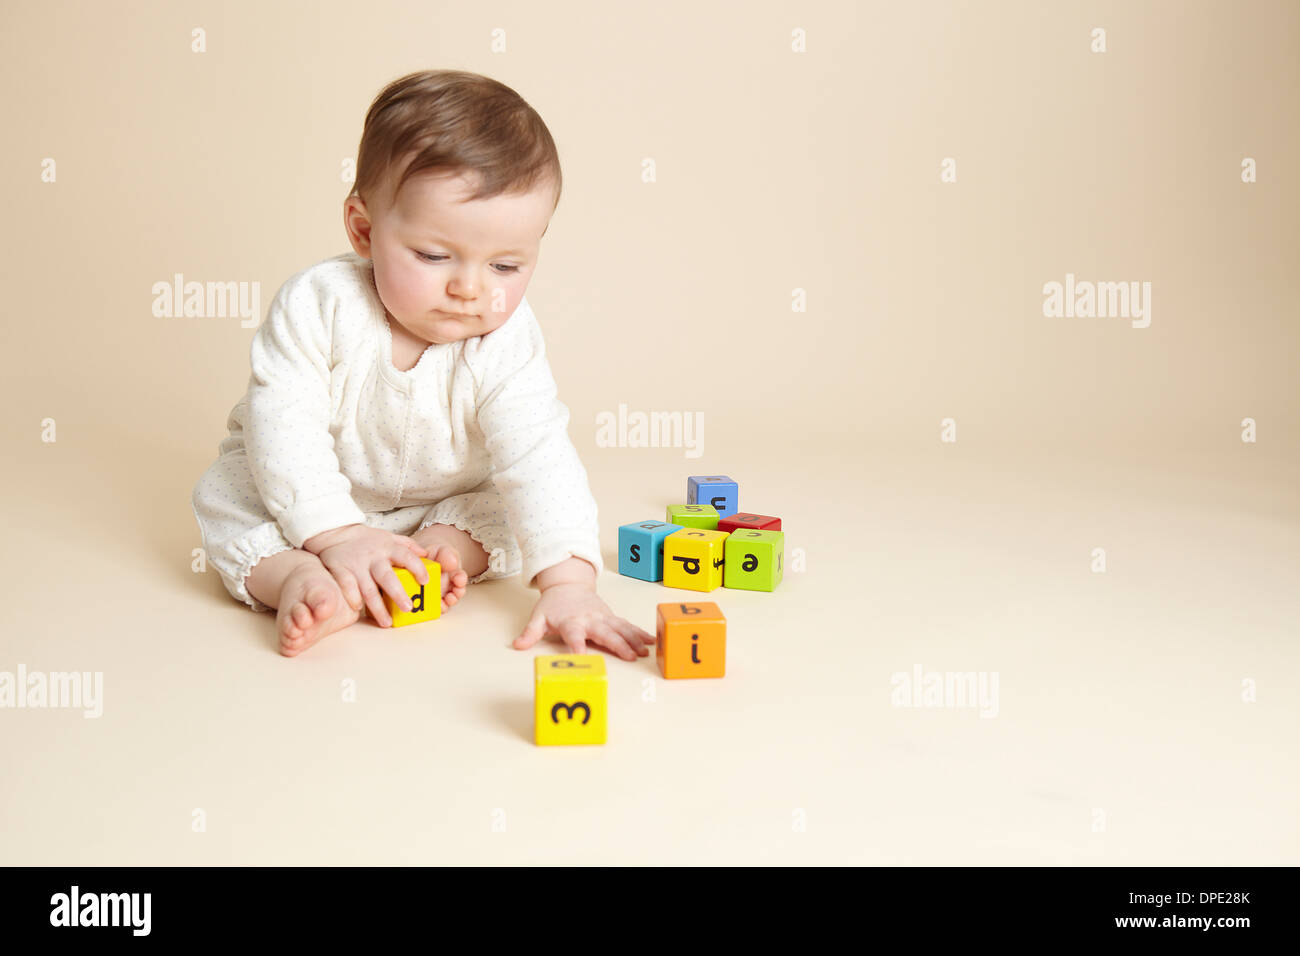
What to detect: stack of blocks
<box><xmin>618</xmin><ymin>475</ymin><xmax>785</xmax><ymax>593</ymax></box>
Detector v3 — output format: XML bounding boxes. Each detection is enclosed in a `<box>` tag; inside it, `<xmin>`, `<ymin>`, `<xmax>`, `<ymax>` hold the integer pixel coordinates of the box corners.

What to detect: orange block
<box><xmin>655</xmin><ymin>601</ymin><xmax>726</xmax><ymax>679</ymax></box>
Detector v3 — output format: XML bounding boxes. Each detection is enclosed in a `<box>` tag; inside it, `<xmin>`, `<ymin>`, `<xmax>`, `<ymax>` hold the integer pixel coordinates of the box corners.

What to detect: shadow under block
<box><xmin>656</xmin><ymin>601</ymin><xmax>726</xmax><ymax>679</ymax></box>
<box><xmin>723</xmin><ymin>528</ymin><xmax>784</xmax><ymax>591</ymax></box>
<box><xmin>666</xmin><ymin>503</ymin><xmax>719</xmax><ymax>530</ymax></box>
<box><xmin>618</xmin><ymin>520</ymin><xmax>682</xmax><ymax>581</ymax></box>
<box><xmin>717</xmin><ymin>512</ymin><xmax>782</xmax><ymax>534</ymax></box>
<box><xmin>534</xmin><ymin>654</ymin><xmax>607</xmax><ymax>746</ymax></box>
<box><xmin>687</xmin><ymin>475</ymin><xmax>738</xmax><ymax>518</ymax></box>
<box><xmin>382</xmin><ymin>558</ymin><xmax>442</xmax><ymax>626</ymax></box>
<box><xmin>662</xmin><ymin>528</ymin><xmax>729</xmax><ymax>591</ymax></box>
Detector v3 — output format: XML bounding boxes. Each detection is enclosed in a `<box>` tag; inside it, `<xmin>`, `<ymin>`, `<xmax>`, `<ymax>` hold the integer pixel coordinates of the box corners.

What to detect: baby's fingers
<box><xmin>514</xmin><ymin>611</ymin><xmax>549</xmax><ymax>649</ymax></box>
<box><xmin>370</xmin><ymin>560</ymin><xmax>414</xmax><ymax>616</ymax></box>
<box><xmin>557</xmin><ymin>620</ymin><xmax>589</xmax><ymax>657</ymax></box>
<box><xmin>327</xmin><ymin>565</ymin><xmax>365</xmax><ymax>613</ymax></box>
<box><xmin>589</xmin><ymin>621</ymin><xmax>637</xmax><ymax>661</ymax></box>
<box><xmin>357</xmin><ymin>575</ymin><xmax>392</xmax><ymax>628</ymax></box>
<box><xmin>611</xmin><ymin>619</ymin><xmax>654</xmax><ymax>656</ymax></box>
<box><xmin>395</xmin><ymin>534</ymin><xmax>430</xmax><ymax>557</ymax></box>
<box><xmin>391</xmin><ymin>548</ymin><xmax>431</xmax><ymax>586</ymax></box>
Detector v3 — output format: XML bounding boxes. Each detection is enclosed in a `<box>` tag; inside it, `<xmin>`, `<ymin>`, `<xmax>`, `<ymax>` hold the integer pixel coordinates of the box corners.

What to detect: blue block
<box><xmin>687</xmin><ymin>475</ymin><xmax>738</xmax><ymax>518</ymax></box>
<box><xmin>618</xmin><ymin>520</ymin><xmax>682</xmax><ymax>581</ymax></box>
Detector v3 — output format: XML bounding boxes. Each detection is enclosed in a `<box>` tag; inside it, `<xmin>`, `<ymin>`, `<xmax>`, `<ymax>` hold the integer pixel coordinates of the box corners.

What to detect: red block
<box><xmin>717</xmin><ymin>512</ymin><xmax>782</xmax><ymax>533</ymax></box>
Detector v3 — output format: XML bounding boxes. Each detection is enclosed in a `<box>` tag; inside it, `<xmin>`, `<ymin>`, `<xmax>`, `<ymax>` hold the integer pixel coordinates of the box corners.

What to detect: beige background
<box><xmin>1</xmin><ymin>0</ymin><xmax>1297</xmax><ymax>864</ymax></box>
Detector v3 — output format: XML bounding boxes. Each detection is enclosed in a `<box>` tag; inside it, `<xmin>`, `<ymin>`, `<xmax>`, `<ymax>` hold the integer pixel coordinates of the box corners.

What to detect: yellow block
<box><xmin>662</xmin><ymin>528</ymin><xmax>728</xmax><ymax>591</ymax></box>
<box><xmin>382</xmin><ymin>559</ymin><xmax>441</xmax><ymax>627</ymax></box>
<box><xmin>656</xmin><ymin>601</ymin><xmax>726</xmax><ymax>679</ymax></box>
<box><xmin>535</xmin><ymin>654</ymin><xmax>607</xmax><ymax>745</ymax></box>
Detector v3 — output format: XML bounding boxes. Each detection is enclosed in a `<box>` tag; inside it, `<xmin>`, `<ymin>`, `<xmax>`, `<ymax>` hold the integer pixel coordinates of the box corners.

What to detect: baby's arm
<box><xmin>243</xmin><ymin>283</ymin><xmax>426</xmax><ymax>620</ymax></box>
<box><xmin>467</xmin><ymin>302</ymin><xmax>655</xmax><ymax>660</ymax></box>
<box><xmin>243</xmin><ymin>285</ymin><xmax>368</xmax><ymax>545</ymax></box>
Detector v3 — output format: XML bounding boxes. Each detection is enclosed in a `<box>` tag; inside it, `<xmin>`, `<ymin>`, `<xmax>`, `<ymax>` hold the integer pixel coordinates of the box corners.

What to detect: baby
<box><xmin>191</xmin><ymin>69</ymin><xmax>653</xmax><ymax>661</ymax></box>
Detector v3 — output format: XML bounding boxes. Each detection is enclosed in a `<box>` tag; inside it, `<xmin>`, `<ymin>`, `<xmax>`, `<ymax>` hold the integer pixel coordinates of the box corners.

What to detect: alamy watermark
<box><xmin>1042</xmin><ymin>273</ymin><xmax>1151</xmax><ymax>328</ymax></box>
<box><xmin>152</xmin><ymin>273</ymin><xmax>261</xmax><ymax>328</ymax></box>
<box><xmin>890</xmin><ymin>664</ymin><xmax>999</xmax><ymax>718</ymax></box>
<box><xmin>595</xmin><ymin>403</ymin><xmax>704</xmax><ymax>458</ymax></box>
<box><xmin>49</xmin><ymin>886</ymin><xmax>150</xmax><ymax>936</ymax></box>
<box><xmin>0</xmin><ymin>664</ymin><xmax>102</xmax><ymax>718</ymax></box>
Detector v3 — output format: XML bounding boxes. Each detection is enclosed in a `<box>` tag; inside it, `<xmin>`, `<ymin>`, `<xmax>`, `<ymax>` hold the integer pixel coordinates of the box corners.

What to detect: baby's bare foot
<box><xmin>278</xmin><ymin>563</ymin><xmax>361</xmax><ymax>657</ymax></box>
<box><xmin>425</xmin><ymin>544</ymin><xmax>470</xmax><ymax>612</ymax></box>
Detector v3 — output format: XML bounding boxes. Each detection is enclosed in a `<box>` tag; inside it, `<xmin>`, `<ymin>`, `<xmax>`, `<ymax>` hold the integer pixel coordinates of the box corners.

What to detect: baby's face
<box><xmin>346</xmin><ymin>167</ymin><xmax>555</xmax><ymax>346</ymax></box>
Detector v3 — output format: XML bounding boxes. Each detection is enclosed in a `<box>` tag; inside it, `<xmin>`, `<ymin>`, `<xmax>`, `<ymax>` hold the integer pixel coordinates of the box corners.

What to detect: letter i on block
<box><xmin>687</xmin><ymin>475</ymin><xmax>738</xmax><ymax>518</ymax></box>
<box><xmin>657</xmin><ymin>601</ymin><xmax>726</xmax><ymax>679</ymax></box>
<box><xmin>534</xmin><ymin>654</ymin><xmax>607</xmax><ymax>745</ymax></box>
<box><xmin>723</xmin><ymin>529</ymin><xmax>784</xmax><ymax>591</ymax></box>
<box><xmin>663</xmin><ymin>528</ymin><xmax>728</xmax><ymax>591</ymax></box>
<box><xmin>382</xmin><ymin>558</ymin><xmax>442</xmax><ymax>626</ymax></box>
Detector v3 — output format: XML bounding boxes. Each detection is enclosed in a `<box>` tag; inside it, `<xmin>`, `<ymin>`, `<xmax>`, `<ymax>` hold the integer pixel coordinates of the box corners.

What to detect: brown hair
<box><xmin>348</xmin><ymin>69</ymin><xmax>561</xmax><ymax>213</ymax></box>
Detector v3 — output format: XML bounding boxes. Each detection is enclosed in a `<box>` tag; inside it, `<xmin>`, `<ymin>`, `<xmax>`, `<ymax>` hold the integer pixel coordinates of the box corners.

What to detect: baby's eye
<box><xmin>416</xmin><ymin>251</ymin><xmax>518</xmax><ymax>274</ymax></box>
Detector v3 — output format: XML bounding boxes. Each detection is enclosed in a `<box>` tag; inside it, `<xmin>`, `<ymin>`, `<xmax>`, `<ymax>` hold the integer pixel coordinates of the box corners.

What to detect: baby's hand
<box><xmin>514</xmin><ymin>583</ymin><xmax>656</xmax><ymax>662</ymax></box>
<box><xmin>302</xmin><ymin>523</ymin><xmax>430</xmax><ymax>627</ymax></box>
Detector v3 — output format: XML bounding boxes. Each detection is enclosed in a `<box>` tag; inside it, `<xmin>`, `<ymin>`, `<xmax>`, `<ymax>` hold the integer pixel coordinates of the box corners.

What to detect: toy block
<box><xmin>666</xmin><ymin>503</ymin><xmax>719</xmax><ymax>530</ymax></box>
<box><xmin>662</xmin><ymin>528</ymin><xmax>728</xmax><ymax>591</ymax></box>
<box><xmin>534</xmin><ymin>654</ymin><xmax>607</xmax><ymax>746</ymax></box>
<box><xmin>656</xmin><ymin>601</ymin><xmax>726</xmax><ymax>679</ymax></box>
<box><xmin>618</xmin><ymin>520</ymin><xmax>682</xmax><ymax>581</ymax></box>
<box><xmin>382</xmin><ymin>558</ymin><xmax>442</xmax><ymax>626</ymax></box>
<box><xmin>687</xmin><ymin>475</ymin><xmax>738</xmax><ymax>518</ymax></box>
<box><xmin>717</xmin><ymin>512</ymin><xmax>782</xmax><ymax>534</ymax></box>
<box><xmin>723</xmin><ymin>529</ymin><xmax>785</xmax><ymax>592</ymax></box>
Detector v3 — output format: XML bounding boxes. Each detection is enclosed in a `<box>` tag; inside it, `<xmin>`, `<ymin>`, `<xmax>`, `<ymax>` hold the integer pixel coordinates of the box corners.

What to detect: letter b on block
<box><xmin>383</xmin><ymin>558</ymin><xmax>442</xmax><ymax>626</ymax></box>
<box><xmin>535</xmin><ymin>654</ymin><xmax>607</xmax><ymax>745</ymax></box>
<box><xmin>657</xmin><ymin>601</ymin><xmax>726</xmax><ymax>678</ymax></box>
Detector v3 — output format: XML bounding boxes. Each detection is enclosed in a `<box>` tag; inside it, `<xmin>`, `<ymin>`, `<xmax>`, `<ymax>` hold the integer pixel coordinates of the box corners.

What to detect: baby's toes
<box><xmin>303</xmin><ymin>582</ymin><xmax>338</xmax><ymax>621</ymax></box>
<box><xmin>290</xmin><ymin>601</ymin><xmax>314</xmax><ymax>631</ymax></box>
<box><xmin>278</xmin><ymin>601</ymin><xmax>310</xmax><ymax>641</ymax></box>
<box><xmin>440</xmin><ymin>572</ymin><xmax>468</xmax><ymax>611</ymax></box>
<box><xmin>432</xmin><ymin>544</ymin><xmax>463</xmax><ymax>577</ymax></box>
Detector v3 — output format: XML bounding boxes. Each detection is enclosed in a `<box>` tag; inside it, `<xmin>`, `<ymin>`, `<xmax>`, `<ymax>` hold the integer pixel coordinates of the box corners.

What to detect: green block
<box><xmin>723</xmin><ymin>529</ymin><xmax>784</xmax><ymax>591</ymax></box>
<box><xmin>667</xmin><ymin>503</ymin><xmax>719</xmax><ymax>530</ymax></box>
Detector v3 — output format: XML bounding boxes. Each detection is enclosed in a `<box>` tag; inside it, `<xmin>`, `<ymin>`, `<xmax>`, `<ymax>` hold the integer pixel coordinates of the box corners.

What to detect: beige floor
<box><xmin>2</xmin><ymin>429</ymin><xmax>1296</xmax><ymax>865</ymax></box>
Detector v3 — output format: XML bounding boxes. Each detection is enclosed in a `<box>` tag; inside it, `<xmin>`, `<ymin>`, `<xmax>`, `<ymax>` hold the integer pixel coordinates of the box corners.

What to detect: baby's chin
<box><xmin>418</xmin><ymin>318</ymin><xmax>486</xmax><ymax>344</ymax></box>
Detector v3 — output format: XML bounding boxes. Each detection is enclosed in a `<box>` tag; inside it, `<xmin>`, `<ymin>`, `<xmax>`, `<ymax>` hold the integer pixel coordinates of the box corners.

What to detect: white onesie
<box><xmin>191</xmin><ymin>251</ymin><xmax>603</xmax><ymax>612</ymax></box>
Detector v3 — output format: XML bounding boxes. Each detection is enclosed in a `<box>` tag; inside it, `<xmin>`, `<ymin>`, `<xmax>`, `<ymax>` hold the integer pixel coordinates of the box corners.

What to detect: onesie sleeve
<box><xmin>242</xmin><ymin>280</ymin><xmax>368</xmax><ymax>548</ymax></box>
<box><xmin>468</xmin><ymin>299</ymin><xmax>604</xmax><ymax>588</ymax></box>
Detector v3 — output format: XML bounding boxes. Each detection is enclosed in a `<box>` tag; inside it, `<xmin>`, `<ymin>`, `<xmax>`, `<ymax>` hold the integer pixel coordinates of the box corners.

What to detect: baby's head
<box><xmin>343</xmin><ymin>70</ymin><xmax>561</xmax><ymax>345</ymax></box>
